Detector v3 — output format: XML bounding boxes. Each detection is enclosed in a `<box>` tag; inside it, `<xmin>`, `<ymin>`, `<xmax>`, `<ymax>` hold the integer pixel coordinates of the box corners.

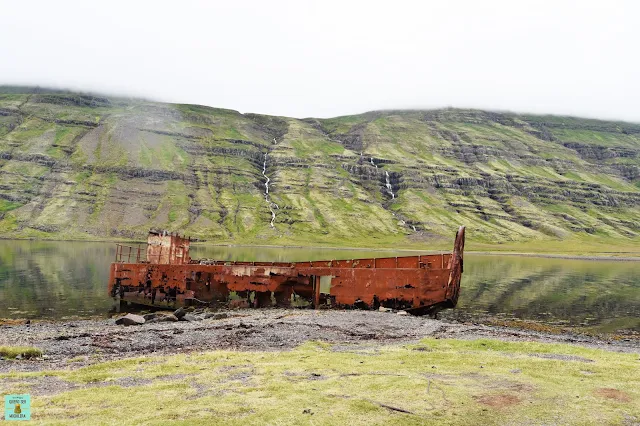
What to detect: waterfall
<box><xmin>263</xmin><ymin>153</ymin><xmax>270</xmax><ymax>196</ymax></box>
<box><xmin>385</xmin><ymin>170</ymin><xmax>395</xmax><ymax>199</ymax></box>
<box><xmin>262</xmin><ymin>152</ymin><xmax>277</xmax><ymax>228</ymax></box>
<box><xmin>371</xmin><ymin>157</ymin><xmax>396</xmax><ymax>199</ymax></box>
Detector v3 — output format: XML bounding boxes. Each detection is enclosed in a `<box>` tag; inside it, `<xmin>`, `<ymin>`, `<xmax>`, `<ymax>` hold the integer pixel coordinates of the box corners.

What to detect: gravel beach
<box><xmin>1</xmin><ymin>309</ymin><xmax>638</xmax><ymax>374</ymax></box>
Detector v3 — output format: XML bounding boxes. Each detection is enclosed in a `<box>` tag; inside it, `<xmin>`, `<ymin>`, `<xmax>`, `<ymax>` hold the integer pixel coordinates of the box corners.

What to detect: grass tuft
<box><xmin>0</xmin><ymin>346</ymin><xmax>43</xmax><ymax>359</ymax></box>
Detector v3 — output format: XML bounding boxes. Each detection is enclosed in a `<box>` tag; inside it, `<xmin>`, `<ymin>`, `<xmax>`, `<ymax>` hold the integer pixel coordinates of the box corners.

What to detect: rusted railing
<box><xmin>114</xmin><ymin>244</ymin><xmax>146</xmax><ymax>263</ymax></box>
<box><xmin>114</xmin><ymin>244</ymin><xmax>187</xmax><ymax>263</ymax></box>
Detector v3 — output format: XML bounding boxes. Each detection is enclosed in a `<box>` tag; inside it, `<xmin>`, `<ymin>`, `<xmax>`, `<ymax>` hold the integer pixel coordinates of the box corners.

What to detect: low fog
<box><xmin>1</xmin><ymin>0</ymin><xmax>638</xmax><ymax>121</ymax></box>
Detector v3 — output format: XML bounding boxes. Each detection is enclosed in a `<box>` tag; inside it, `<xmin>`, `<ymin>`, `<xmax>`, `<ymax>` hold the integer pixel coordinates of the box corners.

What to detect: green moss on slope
<box><xmin>0</xmin><ymin>88</ymin><xmax>638</xmax><ymax>251</ymax></box>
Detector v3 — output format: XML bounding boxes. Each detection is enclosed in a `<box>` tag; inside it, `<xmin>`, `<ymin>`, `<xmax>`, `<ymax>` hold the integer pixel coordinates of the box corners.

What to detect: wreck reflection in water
<box><xmin>0</xmin><ymin>240</ymin><xmax>638</xmax><ymax>334</ymax></box>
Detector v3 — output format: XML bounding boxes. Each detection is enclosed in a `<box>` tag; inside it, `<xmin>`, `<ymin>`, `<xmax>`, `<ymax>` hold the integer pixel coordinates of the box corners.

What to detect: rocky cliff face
<box><xmin>0</xmin><ymin>88</ymin><xmax>639</xmax><ymax>246</ymax></box>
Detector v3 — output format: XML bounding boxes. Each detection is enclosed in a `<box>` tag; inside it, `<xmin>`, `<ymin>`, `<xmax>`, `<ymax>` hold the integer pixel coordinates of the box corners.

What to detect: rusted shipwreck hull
<box><xmin>109</xmin><ymin>226</ymin><xmax>465</xmax><ymax>315</ymax></box>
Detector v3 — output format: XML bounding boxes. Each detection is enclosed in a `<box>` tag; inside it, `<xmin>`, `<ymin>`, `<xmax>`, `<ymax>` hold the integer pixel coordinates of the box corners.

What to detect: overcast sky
<box><xmin>1</xmin><ymin>0</ymin><xmax>639</xmax><ymax>120</ymax></box>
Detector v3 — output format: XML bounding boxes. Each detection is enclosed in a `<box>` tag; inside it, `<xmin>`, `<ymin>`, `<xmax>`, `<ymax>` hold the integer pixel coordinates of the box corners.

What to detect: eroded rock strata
<box><xmin>0</xmin><ymin>87</ymin><xmax>639</xmax><ymax>245</ymax></box>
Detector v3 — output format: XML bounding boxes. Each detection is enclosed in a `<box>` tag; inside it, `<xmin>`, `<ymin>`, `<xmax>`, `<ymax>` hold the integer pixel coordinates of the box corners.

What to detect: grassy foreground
<box><xmin>1</xmin><ymin>339</ymin><xmax>638</xmax><ymax>425</ymax></box>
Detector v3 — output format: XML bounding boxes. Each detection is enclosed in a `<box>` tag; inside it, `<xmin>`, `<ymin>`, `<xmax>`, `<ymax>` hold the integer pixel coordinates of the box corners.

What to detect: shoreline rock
<box><xmin>114</xmin><ymin>313</ymin><xmax>145</xmax><ymax>326</ymax></box>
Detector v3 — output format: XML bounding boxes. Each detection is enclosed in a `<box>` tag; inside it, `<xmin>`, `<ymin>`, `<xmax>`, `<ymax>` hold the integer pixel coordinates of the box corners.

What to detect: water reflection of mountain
<box><xmin>0</xmin><ymin>241</ymin><xmax>114</xmax><ymax>319</ymax></box>
<box><xmin>1</xmin><ymin>241</ymin><xmax>638</xmax><ymax>333</ymax></box>
<box><xmin>448</xmin><ymin>256</ymin><xmax>640</xmax><ymax>332</ymax></box>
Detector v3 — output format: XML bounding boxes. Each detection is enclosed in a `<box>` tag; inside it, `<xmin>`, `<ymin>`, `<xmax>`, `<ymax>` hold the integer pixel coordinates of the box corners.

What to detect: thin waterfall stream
<box><xmin>385</xmin><ymin>170</ymin><xmax>395</xmax><ymax>199</ymax></box>
<box><xmin>262</xmin><ymin>152</ymin><xmax>277</xmax><ymax>228</ymax></box>
<box><xmin>372</xmin><ymin>157</ymin><xmax>395</xmax><ymax>199</ymax></box>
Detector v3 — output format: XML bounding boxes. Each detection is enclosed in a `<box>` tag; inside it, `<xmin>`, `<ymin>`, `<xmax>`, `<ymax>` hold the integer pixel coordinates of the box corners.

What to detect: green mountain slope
<box><xmin>1</xmin><ymin>87</ymin><xmax>639</xmax><ymax>249</ymax></box>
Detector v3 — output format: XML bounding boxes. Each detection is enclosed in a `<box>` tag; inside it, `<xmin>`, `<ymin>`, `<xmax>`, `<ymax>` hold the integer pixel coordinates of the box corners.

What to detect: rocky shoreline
<box><xmin>1</xmin><ymin>309</ymin><xmax>638</xmax><ymax>373</ymax></box>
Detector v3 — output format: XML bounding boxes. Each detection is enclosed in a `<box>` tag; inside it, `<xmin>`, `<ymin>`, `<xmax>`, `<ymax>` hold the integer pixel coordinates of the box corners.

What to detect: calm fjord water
<box><xmin>0</xmin><ymin>240</ymin><xmax>638</xmax><ymax>333</ymax></box>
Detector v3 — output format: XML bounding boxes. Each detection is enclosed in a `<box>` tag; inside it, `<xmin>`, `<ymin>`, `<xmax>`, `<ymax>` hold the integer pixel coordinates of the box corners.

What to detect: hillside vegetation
<box><xmin>1</xmin><ymin>86</ymin><xmax>639</xmax><ymax>250</ymax></box>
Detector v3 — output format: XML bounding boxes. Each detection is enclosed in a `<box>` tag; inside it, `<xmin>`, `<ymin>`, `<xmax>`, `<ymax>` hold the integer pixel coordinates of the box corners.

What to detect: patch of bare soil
<box><xmin>528</xmin><ymin>353</ymin><xmax>594</xmax><ymax>363</ymax></box>
<box><xmin>594</xmin><ymin>388</ymin><xmax>632</xmax><ymax>402</ymax></box>
<box><xmin>475</xmin><ymin>394</ymin><xmax>521</xmax><ymax>408</ymax></box>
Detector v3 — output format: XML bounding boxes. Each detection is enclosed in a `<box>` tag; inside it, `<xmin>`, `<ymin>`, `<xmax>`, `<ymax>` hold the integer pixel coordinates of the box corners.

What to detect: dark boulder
<box><xmin>115</xmin><ymin>314</ymin><xmax>145</xmax><ymax>326</ymax></box>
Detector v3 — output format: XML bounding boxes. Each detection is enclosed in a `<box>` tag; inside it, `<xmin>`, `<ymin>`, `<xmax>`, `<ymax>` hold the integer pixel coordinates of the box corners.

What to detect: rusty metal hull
<box><xmin>108</xmin><ymin>227</ymin><xmax>465</xmax><ymax>315</ymax></box>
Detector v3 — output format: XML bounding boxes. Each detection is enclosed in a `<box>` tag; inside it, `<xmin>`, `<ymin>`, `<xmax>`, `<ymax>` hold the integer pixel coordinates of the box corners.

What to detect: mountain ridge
<box><xmin>5</xmin><ymin>84</ymin><xmax>640</xmax><ymax>124</ymax></box>
<box><xmin>1</xmin><ymin>86</ymin><xmax>639</xmax><ymax>249</ymax></box>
